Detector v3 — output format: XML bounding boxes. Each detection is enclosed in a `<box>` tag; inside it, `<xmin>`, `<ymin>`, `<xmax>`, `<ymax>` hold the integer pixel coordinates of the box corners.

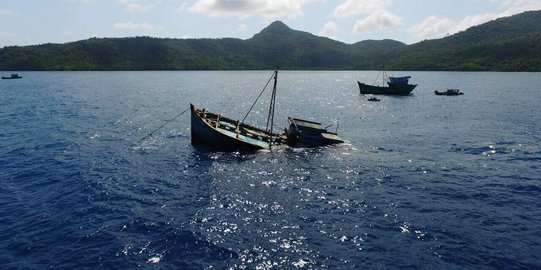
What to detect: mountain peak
<box><xmin>267</xmin><ymin>21</ymin><xmax>290</xmax><ymax>30</ymax></box>
<box><xmin>259</xmin><ymin>21</ymin><xmax>291</xmax><ymax>34</ymax></box>
<box><xmin>250</xmin><ymin>20</ymin><xmax>295</xmax><ymax>41</ymax></box>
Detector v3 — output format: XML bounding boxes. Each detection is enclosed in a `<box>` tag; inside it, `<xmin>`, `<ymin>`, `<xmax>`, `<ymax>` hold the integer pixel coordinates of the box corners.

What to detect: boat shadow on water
<box><xmin>189</xmin><ymin>144</ymin><xmax>265</xmax><ymax>163</ymax></box>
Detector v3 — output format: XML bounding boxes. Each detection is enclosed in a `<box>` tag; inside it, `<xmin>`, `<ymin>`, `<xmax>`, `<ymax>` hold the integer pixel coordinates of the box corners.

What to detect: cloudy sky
<box><xmin>1</xmin><ymin>0</ymin><xmax>540</xmax><ymax>47</ymax></box>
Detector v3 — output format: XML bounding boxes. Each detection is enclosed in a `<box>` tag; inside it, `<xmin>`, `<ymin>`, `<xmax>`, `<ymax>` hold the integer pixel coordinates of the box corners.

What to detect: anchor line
<box><xmin>136</xmin><ymin>106</ymin><xmax>190</xmax><ymax>145</ymax></box>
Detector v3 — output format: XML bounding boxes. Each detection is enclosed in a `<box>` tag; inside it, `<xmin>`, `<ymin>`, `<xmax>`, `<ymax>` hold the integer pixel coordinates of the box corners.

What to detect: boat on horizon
<box><xmin>2</xmin><ymin>73</ymin><xmax>22</xmax><ymax>80</ymax></box>
<box><xmin>435</xmin><ymin>89</ymin><xmax>464</xmax><ymax>96</ymax></box>
<box><xmin>358</xmin><ymin>69</ymin><xmax>416</xmax><ymax>95</ymax></box>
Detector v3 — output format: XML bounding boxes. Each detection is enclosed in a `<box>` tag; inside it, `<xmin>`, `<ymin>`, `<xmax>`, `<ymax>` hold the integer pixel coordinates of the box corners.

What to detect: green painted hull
<box><xmin>190</xmin><ymin>104</ymin><xmax>281</xmax><ymax>151</ymax></box>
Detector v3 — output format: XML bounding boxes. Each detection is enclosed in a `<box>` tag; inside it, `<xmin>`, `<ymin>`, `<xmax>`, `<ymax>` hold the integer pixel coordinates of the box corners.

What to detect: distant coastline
<box><xmin>1</xmin><ymin>11</ymin><xmax>540</xmax><ymax>72</ymax></box>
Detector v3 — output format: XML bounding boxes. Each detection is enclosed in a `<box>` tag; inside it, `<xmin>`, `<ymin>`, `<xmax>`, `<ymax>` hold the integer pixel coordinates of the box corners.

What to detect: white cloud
<box><xmin>333</xmin><ymin>0</ymin><xmax>391</xmax><ymax>18</ymax></box>
<box><xmin>409</xmin><ymin>13</ymin><xmax>498</xmax><ymax>40</ymax></box>
<box><xmin>0</xmin><ymin>31</ymin><xmax>15</xmax><ymax>38</ymax></box>
<box><xmin>353</xmin><ymin>10</ymin><xmax>402</xmax><ymax>32</ymax></box>
<box><xmin>114</xmin><ymin>21</ymin><xmax>154</xmax><ymax>30</ymax></box>
<box><xmin>0</xmin><ymin>9</ymin><xmax>12</xmax><ymax>15</ymax></box>
<box><xmin>237</xmin><ymin>23</ymin><xmax>247</xmax><ymax>32</ymax></box>
<box><xmin>408</xmin><ymin>16</ymin><xmax>455</xmax><ymax>39</ymax></box>
<box><xmin>453</xmin><ymin>13</ymin><xmax>498</xmax><ymax>32</ymax></box>
<box><xmin>118</xmin><ymin>0</ymin><xmax>155</xmax><ymax>12</ymax></box>
<box><xmin>409</xmin><ymin>0</ymin><xmax>541</xmax><ymax>40</ymax></box>
<box><xmin>189</xmin><ymin>0</ymin><xmax>314</xmax><ymax>19</ymax></box>
<box><xmin>175</xmin><ymin>3</ymin><xmax>187</xmax><ymax>13</ymax></box>
<box><xmin>500</xmin><ymin>0</ymin><xmax>541</xmax><ymax>15</ymax></box>
<box><xmin>67</xmin><ymin>0</ymin><xmax>93</xmax><ymax>3</ymax></box>
<box><xmin>319</xmin><ymin>21</ymin><xmax>337</xmax><ymax>37</ymax></box>
<box><xmin>332</xmin><ymin>0</ymin><xmax>402</xmax><ymax>33</ymax></box>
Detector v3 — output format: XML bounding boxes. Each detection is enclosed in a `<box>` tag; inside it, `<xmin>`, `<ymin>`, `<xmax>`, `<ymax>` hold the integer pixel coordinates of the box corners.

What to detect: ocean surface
<box><xmin>1</xmin><ymin>71</ymin><xmax>540</xmax><ymax>269</ymax></box>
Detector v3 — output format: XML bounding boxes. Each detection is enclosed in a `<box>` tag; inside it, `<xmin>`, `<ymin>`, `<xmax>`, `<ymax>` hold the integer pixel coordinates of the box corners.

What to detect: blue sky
<box><xmin>1</xmin><ymin>0</ymin><xmax>540</xmax><ymax>48</ymax></box>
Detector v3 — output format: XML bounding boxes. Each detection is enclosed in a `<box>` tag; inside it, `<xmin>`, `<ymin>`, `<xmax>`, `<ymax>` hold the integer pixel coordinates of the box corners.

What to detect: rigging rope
<box><xmin>136</xmin><ymin>106</ymin><xmax>190</xmax><ymax>145</ymax></box>
<box><xmin>241</xmin><ymin>71</ymin><xmax>276</xmax><ymax>124</ymax></box>
<box><xmin>372</xmin><ymin>70</ymin><xmax>381</xmax><ymax>86</ymax></box>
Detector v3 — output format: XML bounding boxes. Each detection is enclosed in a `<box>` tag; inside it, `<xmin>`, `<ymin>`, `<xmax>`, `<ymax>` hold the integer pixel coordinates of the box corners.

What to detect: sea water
<box><xmin>1</xmin><ymin>71</ymin><xmax>540</xmax><ymax>269</ymax></box>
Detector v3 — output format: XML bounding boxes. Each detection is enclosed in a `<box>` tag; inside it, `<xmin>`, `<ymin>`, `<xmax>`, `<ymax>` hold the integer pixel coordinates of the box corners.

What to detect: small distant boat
<box><xmin>2</xmin><ymin>73</ymin><xmax>22</xmax><ymax>80</ymax></box>
<box><xmin>358</xmin><ymin>69</ymin><xmax>416</xmax><ymax>96</ymax></box>
<box><xmin>367</xmin><ymin>97</ymin><xmax>380</xmax><ymax>102</ymax></box>
<box><xmin>435</xmin><ymin>89</ymin><xmax>464</xmax><ymax>96</ymax></box>
<box><xmin>285</xmin><ymin>117</ymin><xmax>343</xmax><ymax>148</ymax></box>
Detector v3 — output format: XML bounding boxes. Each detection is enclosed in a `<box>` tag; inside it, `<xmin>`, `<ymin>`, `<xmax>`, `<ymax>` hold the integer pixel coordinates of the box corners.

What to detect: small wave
<box><xmin>450</xmin><ymin>142</ymin><xmax>517</xmax><ymax>156</ymax></box>
<box><xmin>165</xmin><ymin>132</ymin><xmax>188</xmax><ymax>139</ymax></box>
<box><xmin>147</xmin><ymin>255</ymin><xmax>162</xmax><ymax>264</ymax></box>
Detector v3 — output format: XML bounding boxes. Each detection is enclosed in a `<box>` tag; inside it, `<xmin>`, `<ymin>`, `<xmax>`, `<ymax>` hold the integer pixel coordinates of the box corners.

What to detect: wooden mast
<box><xmin>266</xmin><ymin>68</ymin><xmax>278</xmax><ymax>149</ymax></box>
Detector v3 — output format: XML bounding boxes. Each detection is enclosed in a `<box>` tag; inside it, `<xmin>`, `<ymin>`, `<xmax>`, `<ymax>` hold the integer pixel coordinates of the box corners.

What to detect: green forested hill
<box><xmin>386</xmin><ymin>10</ymin><xmax>541</xmax><ymax>71</ymax></box>
<box><xmin>0</xmin><ymin>21</ymin><xmax>404</xmax><ymax>70</ymax></box>
<box><xmin>245</xmin><ymin>21</ymin><xmax>406</xmax><ymax>69</ymax></box>
<box><xmin>1</xmin><ymin>11</ymin><xmax>540</xmax><ymax>71</ymax></box>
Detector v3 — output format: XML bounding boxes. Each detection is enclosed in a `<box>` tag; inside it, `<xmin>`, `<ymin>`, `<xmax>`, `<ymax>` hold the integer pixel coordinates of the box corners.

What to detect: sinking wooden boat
<box><xmin>435</xmin><ymin>89</ymin><xmax>464</xmax><ymax>96</ymax></box>
<box><xmin>2</xmin><ymin>73</ymin><xmax>22</xmax><ymax>79</ymax></box>
<box><xmin>190</xmin><ymin>69</ymin><xmax>285</xmax><ymax>151</ymax></box>
<box><xmin>190</xmin><ymin>103</ymin><xmax>284</xmax><ymax>151</ymax></box>
<box><xmin>285</xmin><ymin>117</ymin><xmax>343</xmax><ymax>148</ymax></box>
<box><xmin>190</xmin><ymin>69</ymin><xmax>345</xmax><ymax>151</ymax></box>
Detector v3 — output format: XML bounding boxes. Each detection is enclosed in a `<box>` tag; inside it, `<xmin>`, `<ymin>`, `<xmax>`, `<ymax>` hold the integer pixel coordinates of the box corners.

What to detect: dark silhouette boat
<box><xmin>2</xmin><ymin>73</ymin><xmax>22</xmax><ymax>79</ymax></box>
<box><xmin>358</xmin><ymin>69</ymin><xmax>416</xmax><ymax>95</ymax></box>
<box><xmin>367</xmin><ymin>97</ymin><xmax>380</xmax><ymax>102</ymax></box>
<box><xmin>435</xmin><ymin>89</ymin><xmax>464</xmax><ymax>96</ymax></box>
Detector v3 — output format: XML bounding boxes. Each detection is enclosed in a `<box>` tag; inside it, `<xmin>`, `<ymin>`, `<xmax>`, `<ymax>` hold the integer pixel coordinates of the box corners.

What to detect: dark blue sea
<box><xmin>1</xmin><ymin>71</ymin><xmax>540</xmax><ymax>269</ymax></box>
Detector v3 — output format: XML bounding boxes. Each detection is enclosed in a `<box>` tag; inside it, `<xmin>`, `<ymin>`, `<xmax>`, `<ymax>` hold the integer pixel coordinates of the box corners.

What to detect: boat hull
<box><xmin>190</xmin><ymin>104</ymin><xmax>278</xmax><ymax>152</ymax></box>
<box><xmin>434</xmin><ymin>90</ymin><xmax>464</xmax><ymax>96</ymax></box>
<box><xmin>285</xmin><ymin>117</ymin><xmax>343</xmax><ymax>148</ymax></box>
<box><xmin>358</xmin><ymin>81</ymin><xmax>416</xmax><ymax>95</ymax></box>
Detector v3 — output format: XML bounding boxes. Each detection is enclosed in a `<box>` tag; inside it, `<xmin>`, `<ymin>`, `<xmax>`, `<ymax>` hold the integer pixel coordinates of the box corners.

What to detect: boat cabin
<box><xmin>285</xmin><ymin>117</ymin><xmax>343</xmax><ymax>147</ymax></box>
<box><xmin>388</xmin><ymin>76</ymin><xmax>411</xmax><ymax>86</ymax></box>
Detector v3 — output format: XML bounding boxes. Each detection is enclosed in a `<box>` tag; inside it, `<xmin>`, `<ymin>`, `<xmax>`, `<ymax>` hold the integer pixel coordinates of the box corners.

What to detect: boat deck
<box><xmin>191</xmin><ymin>104</ymin><xmax>285</xmax><ymax>150</ymax></box>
